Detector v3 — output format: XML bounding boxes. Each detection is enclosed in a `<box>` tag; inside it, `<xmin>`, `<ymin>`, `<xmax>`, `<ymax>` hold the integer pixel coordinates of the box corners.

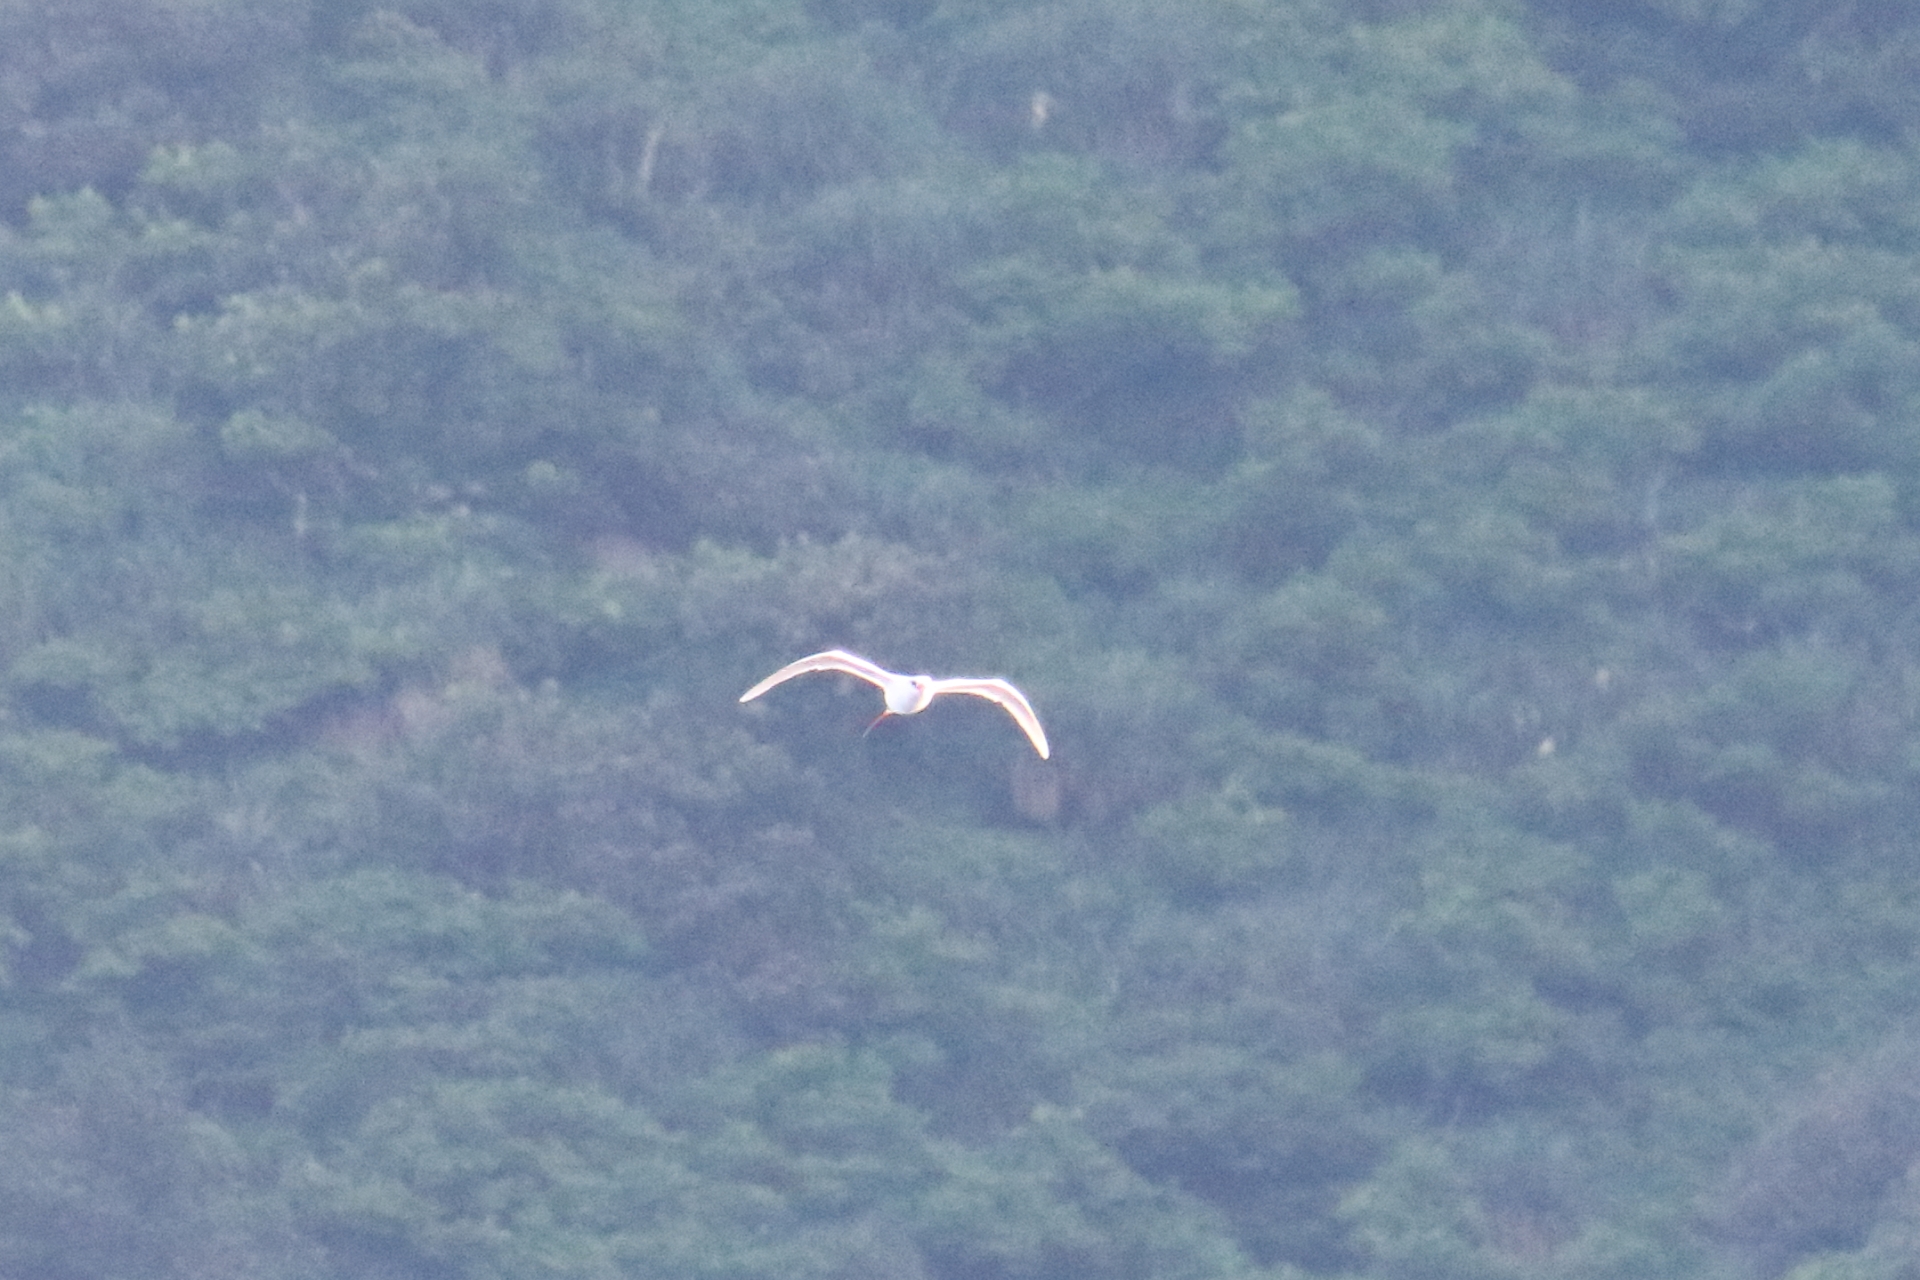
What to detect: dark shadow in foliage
<box><xmin>0</xmin><ymin>1028</ymin><xmax>314</xmax><ymax>1280</ymax></box>
<box><xmin>0</xmin><ymin>0</ymin><xmax>306</xmax><ymax>220</ymax></box>
<box><xmin>1708</xmin><ymin>1032</ymin><xmax>1920</xmax><ymax>1278</ymax></box>
<box><xmin>1537</xmin><ymin>0</ymin><xmax>1920</xmax><ymax>152</ymax></box>
<box><xmin>806</xmin><ymin>0</ymin><xmax>938</xmax><ymax>31</ymax></box>
<box><xmin>325</xmin><ymin>683</ymin><xmax>866</xmax><ymax>1043</ymax></box>
<box><xmin>1091</xmin><ymin>1048</ymin><xmax>1382</xmax><ymax>1273</ymax></box>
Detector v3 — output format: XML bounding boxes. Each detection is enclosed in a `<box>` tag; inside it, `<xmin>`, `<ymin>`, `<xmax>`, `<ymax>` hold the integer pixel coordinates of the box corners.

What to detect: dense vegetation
<box><xmin>4</xmin><ymin>0</ymin><xmax>1920</xmax><ymax>1276</ymax></box>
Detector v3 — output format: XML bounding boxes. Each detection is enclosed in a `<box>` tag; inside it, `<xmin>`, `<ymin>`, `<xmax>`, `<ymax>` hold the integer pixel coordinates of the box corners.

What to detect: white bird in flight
<box><xmin>739</xmin><ymin>648</ymin><xmax>1050</xmax><ymax>759</ymax></box>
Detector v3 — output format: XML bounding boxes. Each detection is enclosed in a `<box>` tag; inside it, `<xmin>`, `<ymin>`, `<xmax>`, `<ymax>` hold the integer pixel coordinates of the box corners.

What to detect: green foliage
<box><xmin>1709</xmin><ymin>1037</ymin><xmax>1920</xmax><ymax>1277</ymax></box>
<box><xmin>1135</xmin><ymin>776</ymin><xmax>1291</xmax><ymax>899</ymax></box>
<box><xmin>1340</xmin><ymin>1139</ymin><xmax>1522</xmax><ymax>1280</ymax></box>
<box><xmin>6</xmin><ymin>0</ymin><xmax>1920</xmax><ymax>1277</ymax></box>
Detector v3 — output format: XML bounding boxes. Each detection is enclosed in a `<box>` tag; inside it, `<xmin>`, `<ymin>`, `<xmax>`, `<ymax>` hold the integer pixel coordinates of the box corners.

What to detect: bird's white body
<box><xmin>740</xmin><ymin>648</ymin><xmax>1050</xmax><ymax>759</ymax></box>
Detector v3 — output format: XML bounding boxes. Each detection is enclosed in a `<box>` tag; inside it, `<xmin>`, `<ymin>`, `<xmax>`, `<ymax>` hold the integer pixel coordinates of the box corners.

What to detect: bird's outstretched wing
<box><xmin>739</xmin><ymin>649</ymin><xmax>896</xmax><ymax>703</ymax></box>
<box><xmin>931</xmin><ymin>677</ymin><xmax>1051</xmax><ymax>759</ymax></box>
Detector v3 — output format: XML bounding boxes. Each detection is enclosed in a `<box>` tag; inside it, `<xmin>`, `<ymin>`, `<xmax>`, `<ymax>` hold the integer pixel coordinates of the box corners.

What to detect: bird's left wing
<box><xmin>935</xmin><ymin>678</ymin><xmax>1051</xmax><ymax>758</ymax></box>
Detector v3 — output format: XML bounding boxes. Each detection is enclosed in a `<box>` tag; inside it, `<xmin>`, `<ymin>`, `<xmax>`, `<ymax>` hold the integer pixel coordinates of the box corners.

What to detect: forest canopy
<box><xmin>3</xmin><ymin>0</ymin><xmax>1920</xmax><ymax>1277</ymax></box>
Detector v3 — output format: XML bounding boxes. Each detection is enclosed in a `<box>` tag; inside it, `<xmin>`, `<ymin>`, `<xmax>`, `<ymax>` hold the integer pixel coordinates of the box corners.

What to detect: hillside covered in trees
<box><xmin>5</xmin><ymin>0</ymin><xmax>1920</xmax><ymax>1276</ymax></box>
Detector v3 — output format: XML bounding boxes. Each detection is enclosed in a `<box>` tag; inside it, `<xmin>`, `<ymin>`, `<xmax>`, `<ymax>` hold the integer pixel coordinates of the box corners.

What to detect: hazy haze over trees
<box><xmin>3</xmin><ymin>0</ymin><xmax>1920</xmax><ymax>1276</ymax></box>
